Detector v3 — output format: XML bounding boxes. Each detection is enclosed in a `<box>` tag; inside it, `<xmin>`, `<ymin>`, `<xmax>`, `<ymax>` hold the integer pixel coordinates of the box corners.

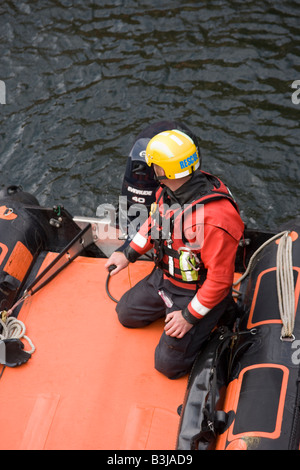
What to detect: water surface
<box><xmin>0</xmin><ymin>0</ymin><xmax>299</xmax><ymax>230</ymax></box>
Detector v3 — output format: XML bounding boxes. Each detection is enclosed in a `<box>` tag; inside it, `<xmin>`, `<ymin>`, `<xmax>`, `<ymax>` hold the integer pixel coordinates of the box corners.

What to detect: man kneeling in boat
<box><xmin>105</xmin><ymin>129</ymin><xmax>244</xmax><ymax>379</ymax></box>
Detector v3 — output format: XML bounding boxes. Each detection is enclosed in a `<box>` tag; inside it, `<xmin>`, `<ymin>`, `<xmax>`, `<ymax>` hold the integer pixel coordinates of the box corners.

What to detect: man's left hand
<box><xmin>164</xmin><ymin>310</ymin><xmax>193</xmax><ymax>338</ymax></box>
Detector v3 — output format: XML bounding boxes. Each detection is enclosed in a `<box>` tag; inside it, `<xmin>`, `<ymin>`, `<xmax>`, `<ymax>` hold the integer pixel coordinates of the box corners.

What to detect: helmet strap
<box><xmin>156</xmin><ymin>174</ymin><xmax>168</xmax><ymax>181</ymax></box>
<box><xmin>153</xmin><ymin>165</ymin><xmax>168</xmax><ymax>182</ymax></box>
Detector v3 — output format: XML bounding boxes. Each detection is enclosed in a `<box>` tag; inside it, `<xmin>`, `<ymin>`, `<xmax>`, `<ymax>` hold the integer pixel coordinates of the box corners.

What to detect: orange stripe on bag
<box><xmin>3</xmin><ymin>241</ymin><xmax>33</xmax><ymax>282</ymax></box>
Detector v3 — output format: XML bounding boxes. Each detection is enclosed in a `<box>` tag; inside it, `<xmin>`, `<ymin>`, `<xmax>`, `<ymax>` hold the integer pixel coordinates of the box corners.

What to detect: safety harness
<box><xmin>151</xmin><ymin>172</ymin><xmax>240</xmax><ymax>286</ymax></box>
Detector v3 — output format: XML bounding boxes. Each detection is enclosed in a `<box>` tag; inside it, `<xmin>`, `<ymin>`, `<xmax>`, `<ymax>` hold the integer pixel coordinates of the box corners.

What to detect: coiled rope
<box><xmin>233</xmin><ymin>230</ymin><xmax>295</xmax><ymax>339</ymax></box>
<box><xmin>0</xmin><ymin>314</ymin><xmax>35</xmax><ymax>354</ymax></box>
<box><xmin>276</xmin><ymin>231</ymin><xmax>295</xmax><ymax>339</ymax></box>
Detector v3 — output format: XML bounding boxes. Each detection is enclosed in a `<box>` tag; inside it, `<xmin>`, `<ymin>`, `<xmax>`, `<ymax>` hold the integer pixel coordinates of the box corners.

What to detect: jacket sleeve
<box><xmin>122</xmin><ymin>216</ymin><xmax>153</xmax><ymax>263</ymax></box>
<box><xmin>183</xmin><ymin>223</ymin><xmax>241</xmax><ymax>323</ymax></box>
<box><xmin>119</xmin><ymin>186</ymin><xmax>163</xmax><ymax>262</ymax></box>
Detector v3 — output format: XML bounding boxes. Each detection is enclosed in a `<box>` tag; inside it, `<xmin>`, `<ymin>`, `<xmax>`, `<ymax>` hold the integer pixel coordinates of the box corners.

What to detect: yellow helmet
<box><xmin>145</xmin><ymin>129</ymin><xmax>200</xmax><ymax>179</ymax></box>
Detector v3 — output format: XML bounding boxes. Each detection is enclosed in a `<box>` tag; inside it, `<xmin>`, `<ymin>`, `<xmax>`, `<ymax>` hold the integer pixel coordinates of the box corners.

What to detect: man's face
<box><xmin>153</xmin><ymin>164</ymin><xmax>165</xmax><ymax>179</ymax></box>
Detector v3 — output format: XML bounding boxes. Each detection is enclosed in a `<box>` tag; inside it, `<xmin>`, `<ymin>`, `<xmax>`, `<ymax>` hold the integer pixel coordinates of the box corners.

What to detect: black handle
<box><xmin>108</xmin><ymin>264</ymin><xmax>117</xmax><ymax>273</ymax></box>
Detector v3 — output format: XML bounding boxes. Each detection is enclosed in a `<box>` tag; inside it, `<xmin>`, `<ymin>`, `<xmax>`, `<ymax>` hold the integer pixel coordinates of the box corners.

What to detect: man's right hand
<box><xmin>105</xmin><ymin>251</ymin><xmax>129</xmax><ymax>276</ymax></box>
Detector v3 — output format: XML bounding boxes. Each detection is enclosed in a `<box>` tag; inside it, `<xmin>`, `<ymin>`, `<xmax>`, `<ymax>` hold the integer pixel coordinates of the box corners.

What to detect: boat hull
<box><xmin>177</xmin><ymin>225</ymin><xmax>300</xmax><ymax>450</ymax></box>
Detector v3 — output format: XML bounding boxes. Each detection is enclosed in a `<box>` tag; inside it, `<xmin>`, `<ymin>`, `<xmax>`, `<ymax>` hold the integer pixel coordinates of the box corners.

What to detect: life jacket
<box><xmin>151</xmin><ymin>171</ymin><xmax>240</xmax><ymax>287</ymax></box>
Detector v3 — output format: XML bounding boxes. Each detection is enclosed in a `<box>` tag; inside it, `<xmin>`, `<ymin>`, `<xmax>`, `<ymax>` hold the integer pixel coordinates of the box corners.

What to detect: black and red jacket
<box><xmin>122</xmin><ymin>170</ymin><xmax>244</xmax><ymax>323</ymax></box>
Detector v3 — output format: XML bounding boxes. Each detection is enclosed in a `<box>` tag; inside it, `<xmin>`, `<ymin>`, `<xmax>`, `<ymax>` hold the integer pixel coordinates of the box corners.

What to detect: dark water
<box><xmin>0</xmin><ymin>0</ymin><xmax>299</xmax><ymax>231</ymax></box>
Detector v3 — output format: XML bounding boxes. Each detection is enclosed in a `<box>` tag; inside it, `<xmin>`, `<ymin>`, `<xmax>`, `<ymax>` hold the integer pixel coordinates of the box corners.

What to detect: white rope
<box><xmin>276</xmin><ymin>232</ymin><xmax>295</xmax><ymax>339</ymax></box>
<box><xmin>233</xmin><ymin>230</ymin><xmax>295</xmax><ymax>339</ymax></box>
<box><xmin>233</xmin><ymin>230</ymin><xmax>290</xmax><ymax>288</ymax></box>
<box><xmin>0</xmin><ymin>315</ymin><xmax>35</xmax><ymax>354</ymax></box>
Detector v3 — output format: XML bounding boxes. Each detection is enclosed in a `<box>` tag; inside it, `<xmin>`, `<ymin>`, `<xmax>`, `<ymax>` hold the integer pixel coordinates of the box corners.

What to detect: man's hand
<box><xmin>105</xmin><ymin>251</ymin><xmax>129</xmax><ymax>276</ymax></box>
<box><xmin>164</xmin><ymin>310</ymin><xmax>193</xmax><ymax>338</ymax></box>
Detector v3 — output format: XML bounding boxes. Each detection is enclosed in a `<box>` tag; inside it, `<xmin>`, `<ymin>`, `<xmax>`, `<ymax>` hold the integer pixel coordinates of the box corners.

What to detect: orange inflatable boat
<box><xmin>0</xmin><ymin>120</ymin><xmax>299</xmax><ymax>451</ymax></box>
<box><xmin>0</xmin><ymin>185</ymin><xmax>299</xmax><ymax>451</ymax></box>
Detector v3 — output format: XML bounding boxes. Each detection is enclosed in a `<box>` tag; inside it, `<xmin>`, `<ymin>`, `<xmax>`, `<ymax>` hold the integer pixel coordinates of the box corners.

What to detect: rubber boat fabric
<box><xmin>0</xmin><ymin>257</ymin><xmax>187</xmax><ymax>449</ymax></box>
<box><xmin>0</xmin><ymin>186</ymin><xmax>47</xmax><ymax>367</ymax></box>
<box><xmin>0</xmin><ymin>186</ymin><xmax>95</xmax><ymax>368</ymax></box>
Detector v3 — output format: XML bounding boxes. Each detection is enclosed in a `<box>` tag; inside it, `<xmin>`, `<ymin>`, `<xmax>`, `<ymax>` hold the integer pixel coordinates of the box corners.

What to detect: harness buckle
<box><xmin>177</xmin><ymin>247</ymin><xmax>200</xmax><ymax>271</ymax></box>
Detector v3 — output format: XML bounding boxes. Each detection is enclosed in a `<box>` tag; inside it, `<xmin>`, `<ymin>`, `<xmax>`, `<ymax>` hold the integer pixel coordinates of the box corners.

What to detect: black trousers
<box><xmin>116</xmin><ymin>268</ymin><xmax>232</xmax><ymax>379</ymax></box>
